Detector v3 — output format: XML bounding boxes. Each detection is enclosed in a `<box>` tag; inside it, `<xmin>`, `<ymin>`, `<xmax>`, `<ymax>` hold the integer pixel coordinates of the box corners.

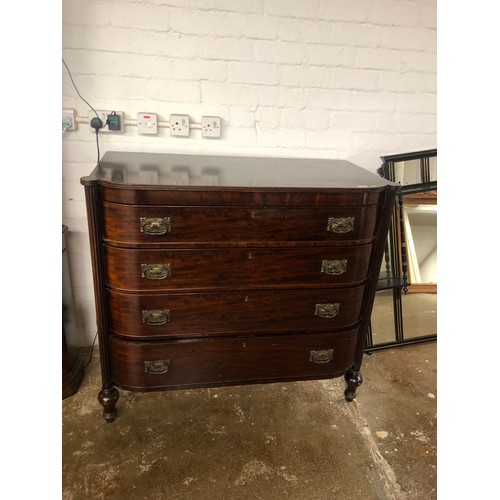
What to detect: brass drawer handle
<box><xmin>310</xmin><ymin>349</ymin><xmax>334</xmax><ymax>364</ymax></box>
<box><xmin>321</xmin><ymin>259</ymin><xmax>348</xmax><ymax>275</ymax></box>
<box><xmin>140</xmin><ymin>217</ymin><xmax>171</xmax><ymax>235</ymax></box>
<box><xmin>141</xmin><ymin>263</ymin><xmax>171</xmax><ymax>280</ymax></box>
<box><xmin>142</xmin><ymin>309</ymin><xmax>170</xmax><ymax>326</ymax></box>
<box><xmin>327</xmin><ymin>217</ymin><xmax>354</xmax><ymax>234</ymax></box>
<box><xmin>315</xmin><ymin>303</ymin><xmax>340</xmax><ymax>318</ymax></box>
<box><xmin>144</xmin><ymin>359</ymin><xmax>170</xmax><ymax>374</ymax></box>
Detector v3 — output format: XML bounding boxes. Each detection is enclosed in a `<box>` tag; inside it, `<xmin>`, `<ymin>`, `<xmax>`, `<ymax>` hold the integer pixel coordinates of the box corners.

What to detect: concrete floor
<box><xmin>62</xmin><ymin>342</ymin><xmax>436</xmax><ymax>500</ymax></box>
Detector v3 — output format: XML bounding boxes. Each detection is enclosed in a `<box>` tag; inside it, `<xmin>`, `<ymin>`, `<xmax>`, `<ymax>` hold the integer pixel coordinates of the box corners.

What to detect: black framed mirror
<box><xmin>366</xmin><ymin>149</ymin><xmax>437</xmax><ymax>351</ymax></box>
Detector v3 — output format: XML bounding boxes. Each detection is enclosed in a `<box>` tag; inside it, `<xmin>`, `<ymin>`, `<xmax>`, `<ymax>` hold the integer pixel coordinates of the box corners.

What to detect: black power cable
<box><xmin>83</xmin><ymin>331</ymin><xmax>99</xmax><ymax>368</ymax></box>
<box><xmin>63</xmin><ymin>59</ymin><xmax>102</xmax><ymax>367</ymax></box>
<box><xmin>62</xmin><ymin>58</ymin><xmax>104</xmax><ymax>164</ymax></box>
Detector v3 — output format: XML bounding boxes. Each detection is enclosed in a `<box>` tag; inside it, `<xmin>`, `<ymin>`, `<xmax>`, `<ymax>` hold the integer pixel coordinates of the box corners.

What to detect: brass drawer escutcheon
<box><xmin>141</xmin><ymin>263</ymin><xmax>171</xmax><ymax>280</ymax></box>
<box><xmin>309</xmin><ymin>349</ymin><xmax>334</xmax><ymax>364</ymax></box>
<box><xmin>321</xmin><ymin>259</ymin><xmax>348</xmax><ymax>275</ymax></box>
<box><xmin>142</xmin><ymin>309</ymin><xmax>171</xmax><ymax>326</ymax></box>
<box><xmin>140</xmin><ymin>217</ymin><xmax>171</xmax><ymax>235</ymax></box>
<box><xmin>327</xmin><ymin>217</ymin><xmax>355</xmax><ymax>234</ymax></box>
<box><xmin>315</xmin><ymin>303</ymin><xmax>340</xmax><ymax>318</ymax></box>
<box><xmin>144</xmin><ymin>359</ymin><xmax>171</xmax><ymax>374</ymax></box>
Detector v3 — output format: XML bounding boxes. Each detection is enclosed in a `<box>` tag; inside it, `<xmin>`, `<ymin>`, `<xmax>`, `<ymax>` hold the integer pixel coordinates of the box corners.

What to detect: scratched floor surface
<box><xmin>63</xmin><ymin>342</ymin><xmax>436</xmax><ymax>500</ymax></box>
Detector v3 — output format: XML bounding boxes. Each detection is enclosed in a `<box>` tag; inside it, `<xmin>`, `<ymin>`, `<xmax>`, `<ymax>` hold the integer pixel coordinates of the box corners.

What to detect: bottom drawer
<box><xmin>110</xmin><ymin>329</ymin><xmax>359</xmax><ymax>391</ymax></box>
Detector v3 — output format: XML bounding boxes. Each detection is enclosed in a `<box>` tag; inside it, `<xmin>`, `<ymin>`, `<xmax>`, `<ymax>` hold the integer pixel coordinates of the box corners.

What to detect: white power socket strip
<box><xmin>89</xmin><ymin>110</ymin><xmax>125</xmax><ymax>133</ymax></box>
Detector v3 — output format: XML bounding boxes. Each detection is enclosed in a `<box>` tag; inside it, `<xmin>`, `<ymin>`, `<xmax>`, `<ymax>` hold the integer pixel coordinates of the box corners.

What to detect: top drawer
<box><xmin>102</xmin><ymin>202</ymin><xmax>381</xmax><ymax>246</ymax></box>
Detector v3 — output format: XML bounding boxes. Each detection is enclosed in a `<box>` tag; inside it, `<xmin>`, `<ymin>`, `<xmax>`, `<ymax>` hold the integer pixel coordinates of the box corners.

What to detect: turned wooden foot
<box><xmin>98</xmin><ymin>387</ymin><xmax>119</xmax><ymax>422</ymax></box>
<box><xmin>344</xmin><ymin>367</ymin><xmax>363</xmax><ymax>402</ymax></box>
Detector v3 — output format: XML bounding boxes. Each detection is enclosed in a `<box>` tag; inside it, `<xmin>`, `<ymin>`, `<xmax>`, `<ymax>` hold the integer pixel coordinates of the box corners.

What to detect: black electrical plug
<box><xmin>106</xmin><ymin>111</ymin><xmax>121</xmax><ymax>131</ymax></box>
<box><xmin>91</xmin><ymin>116</ymin><xmax>103</xmax><ymax>130</ymax></box>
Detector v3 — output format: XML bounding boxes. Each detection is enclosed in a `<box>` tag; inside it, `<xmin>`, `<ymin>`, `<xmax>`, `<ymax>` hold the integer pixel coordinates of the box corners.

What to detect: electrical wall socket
<box><xmin>201</xmin><ymin>116</ymin><xmax>221</xmax><ymax>138</ymax></box>
<box><xmin>62</xmin><ymin>108</ymin><xmax>77</xmax><ymax>131</ymax></box>
<box><xmin>137</xmin><ymin>112</ymin><xmax>158</xmax><ymax>135</ymax></box>
<box><xmin>89</xmin><ymin>110</ymin><xmax>124</xmax><ymax>133</ymax></box>
<box><xmin>169</xmin><ymin>114</ymin><xmax>190</xmax><ymax>137</ymax></box>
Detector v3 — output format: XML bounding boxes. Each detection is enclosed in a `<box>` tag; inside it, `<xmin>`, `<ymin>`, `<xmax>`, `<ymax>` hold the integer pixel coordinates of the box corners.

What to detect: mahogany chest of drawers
<box><xmin>81</xmin><ymin>152</ymin><xmax>398</xmax><ymax>422</ymax></box>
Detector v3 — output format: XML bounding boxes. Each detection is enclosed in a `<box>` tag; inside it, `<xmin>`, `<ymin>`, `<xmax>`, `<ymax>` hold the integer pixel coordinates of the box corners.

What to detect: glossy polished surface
<box><xmin>82</xmin><ymin>151</ymin><xmax>397</xmax><ymax>189</ymax></box>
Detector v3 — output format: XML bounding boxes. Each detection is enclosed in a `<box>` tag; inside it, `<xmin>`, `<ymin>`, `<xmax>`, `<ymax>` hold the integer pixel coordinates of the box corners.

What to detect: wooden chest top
<box><xmin>81</xmin><ymin>152</ymin><xmax>398</xmax><ymax>207</ymax></box>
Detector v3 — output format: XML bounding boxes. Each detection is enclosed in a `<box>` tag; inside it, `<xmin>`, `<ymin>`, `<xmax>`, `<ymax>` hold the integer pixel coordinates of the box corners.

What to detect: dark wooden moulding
<box><xmin>82</xmin><ymin>152</ymin><xmax>399</xmax><ymax>422</ymax></box>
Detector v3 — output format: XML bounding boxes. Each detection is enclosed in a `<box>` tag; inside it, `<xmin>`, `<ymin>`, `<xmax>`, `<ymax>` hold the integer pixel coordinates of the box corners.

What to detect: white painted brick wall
<box><xmin>62</xmin><ymin>0</ymin><xmax>436</xmax><ymax>345</ymax></box>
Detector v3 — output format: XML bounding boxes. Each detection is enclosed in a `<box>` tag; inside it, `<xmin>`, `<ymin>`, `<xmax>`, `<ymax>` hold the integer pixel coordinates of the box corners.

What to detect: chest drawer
<box><xmin>107</xmin><ymin>286</ymin><xmax>365</xmax><ymax>339</ymax></box>
<box><xmin>110</xmin><ymin>329</ymin><xmax>359</xmax><ymax>391</ymax></box>
<box><xmin>102</xmin><ymin>203</ymin><xmax>381</xmax><ymax>245</ymax></box>
<box><xmin>105</xmin><ymin>245</ymin><xmax>372</xmax><ymax>291</ymax></box>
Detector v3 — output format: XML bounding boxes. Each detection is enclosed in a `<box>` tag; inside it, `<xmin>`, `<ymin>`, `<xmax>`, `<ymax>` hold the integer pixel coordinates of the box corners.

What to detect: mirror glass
<box><xmin>378</xmin><ymin>236</ymin><xmax>395</xmax><ymax>286</ymax></box>
<box><xmin>404</xmin><ymin>204</ymin><xmax>437</xmax><ymax>285</ymax></box>
<box><xmin>401</xmin><ymin>202</ymin><xmax>437</xmax><ymax>339</ymax></box>
<box><xmin>370</xmin><ymin>290</ymin><xmax>397</xmax><ymax>345</ymax></box>
<box><xmin>370</xmin><ymin>236</ymin><xmax>398</xmax><ymax>346</ymax></box>
<box><xmin>402</xmin><ymin>292</ymin><xmax>437</xmax><ymax>339</ymax></box>
<box><xmin>394</xmin><ymin>159</ymin><xmax>422</xmax><ymax>186</ymax></box>
<box><xmin>429</xmin><ymin>156</ymin><xmax>437</xmax><ymax>182</ymax></box>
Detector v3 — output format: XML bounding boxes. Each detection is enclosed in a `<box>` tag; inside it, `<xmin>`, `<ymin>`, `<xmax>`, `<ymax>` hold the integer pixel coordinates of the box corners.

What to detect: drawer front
<box><xmin>107</xmin><ymin>286</ymin><xmax>365</xmax><ymax>339</ymax></box>
<box><xmin>102</xmin><ymin>203</ymin><xmax>380</xmax><ymax>245</ymax></box>
<box><xmin>110</xmin><ymin>329</ymin><xmax>359</xmax><ymax>391</ymax></box>
<box><xmin>105</xmin><ymin>245</ymin><xmax>372</xmax><ymax>291</ymax></box>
